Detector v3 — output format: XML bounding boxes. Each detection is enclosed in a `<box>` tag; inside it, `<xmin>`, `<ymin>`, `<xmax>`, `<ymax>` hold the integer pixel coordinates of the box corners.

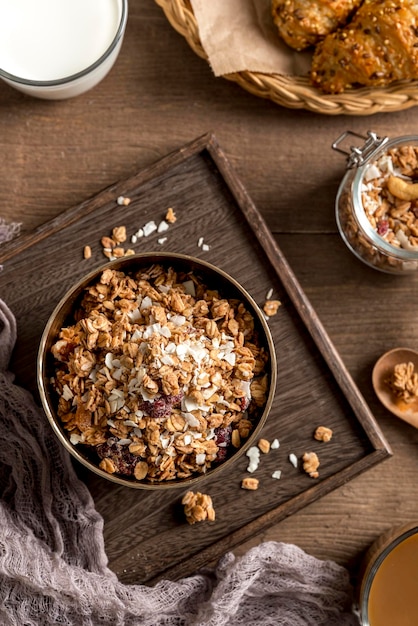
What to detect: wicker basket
<box><xmin>154</xmin><ymin>0</ymin><xmax>418</xmax><ymax>116</ymax></box>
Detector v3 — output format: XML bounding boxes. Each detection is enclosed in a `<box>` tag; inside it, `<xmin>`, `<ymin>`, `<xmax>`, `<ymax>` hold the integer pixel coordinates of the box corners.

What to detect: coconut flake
<box><xmin>170</xmin><ymin>314</ymin><xmax>186</xmax><ymax>327</ymax></box>
<box><xmin>222</xmin><ymin>351</ymin><xmax>236</xmax><ymax>366</ymax></box>
<box><xmin>246</xmin><ymin>446</ymin><xmax>260</xmax><ymax>473</ymax></box>
<box><xmin>140</xmin><ymin>296</ymin><xmax>153</xmax><ymax>310</ymax></box>
<box><xmin>289</xmin><ymin>453</ymin><xmax>298</xmax><ymax>468</ymax></box>
<box><xmin>272</xmin><ymin>470</ymin><xmax>282</xmax><ymax>480</ymax></box>
<box><xmin>182</xmin><ymin>280</ymin><xmax>196</xmax><ymax>296</ymax></box>
<box><xmin>182</xmin><ymin>396</ymin><xmax>200</xmax><ymax>412</ymax></box>
<box><xmin>182</xmin><ymin>412</ymin><xmax>201</xmax><ymax>428</ymax></box>
<box><xmin>144</xmin><ymin>322</ymin><xmax>171</xmax><ymax>339</ymax></box>
<box><xmin>62</xmin><ymin>384</ymin><xmax>74</xmax><ymax>401</ymax></box>
<box><xmin>157</xmin><ymin>220</ymin><xmax>169</xmax><ymax>233</ymax></box>
<box><xmin>271</xmin><ymin>438</ymin><xmax>280</xmax><ymax>450</ymax></box>
<box><xmin>143</xmin><ymin>220</ymin><xmax>157</xmax><ymax>237</ymax></box>
<box><xmin>161</xmin><ymin>354</ymin><xmax>175</xmax><ymax>366</ymax></box>
<box><xmin>195</xmin><ymin>453</ymin><xmax>206</xmax><ymax>465</ymax></box>
<box><xmin>176</xmin><ymin>343</ymin><xmax>189</xmax><ymax>361</ymax></box>
<box><xmin>364</xmin><ymin>164</ymin><xmax>382</xmax><ymax>182</ymax></box>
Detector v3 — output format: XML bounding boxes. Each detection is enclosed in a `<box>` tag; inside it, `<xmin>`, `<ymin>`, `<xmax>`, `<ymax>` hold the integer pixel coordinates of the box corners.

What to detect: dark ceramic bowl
<box><xmin>38</xmin><ymin>252</ymin><xmax>276</xmax><ymax>489</ymax></box>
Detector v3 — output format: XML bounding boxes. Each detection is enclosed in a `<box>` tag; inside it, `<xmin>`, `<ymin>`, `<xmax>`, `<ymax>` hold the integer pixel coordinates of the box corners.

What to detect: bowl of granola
<box><xmin>38</xmin><ymin>253</ymin><xmax>276</xmax><ymax>489</ymax></box>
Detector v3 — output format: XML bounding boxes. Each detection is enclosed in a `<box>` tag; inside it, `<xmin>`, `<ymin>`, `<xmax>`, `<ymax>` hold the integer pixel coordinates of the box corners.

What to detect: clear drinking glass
<box><xmin>0</xmin><ymin>0</ymin><xmax>128</xmax><ymax>100</ymax></box>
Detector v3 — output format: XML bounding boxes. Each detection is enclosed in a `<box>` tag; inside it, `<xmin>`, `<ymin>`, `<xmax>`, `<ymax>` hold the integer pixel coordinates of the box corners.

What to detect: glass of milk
<box><xmin>0</xmin><ymin>0</ymin><xmax>128</xmax><ymax>100</ymax></box>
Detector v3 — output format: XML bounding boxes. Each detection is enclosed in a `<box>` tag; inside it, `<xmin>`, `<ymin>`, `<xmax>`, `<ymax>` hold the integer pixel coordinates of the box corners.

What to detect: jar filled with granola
<box><xmin>333</xmin><ymin>131</ymin><xmax>418</xmax><ymax>274</ymax></box>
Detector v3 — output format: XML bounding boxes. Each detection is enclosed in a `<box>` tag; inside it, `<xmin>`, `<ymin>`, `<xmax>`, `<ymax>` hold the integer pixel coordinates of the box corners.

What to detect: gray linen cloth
<box><xmin>0</xmin><ymin>298</ymin><xmax>360</xmax><ymax>625</ymax></box>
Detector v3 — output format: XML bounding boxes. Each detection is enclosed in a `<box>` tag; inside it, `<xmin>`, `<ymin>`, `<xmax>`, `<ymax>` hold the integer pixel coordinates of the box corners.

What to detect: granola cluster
<box><xmin>182</xmin><ymin>491</ymin><xmax>215</xmax><ymax>524</ymax></box>
<box><xmin>50</xmin><ymin>264</ymin><xmax>269</xmax><ymax>483</ymax></box>
<box><xmin>386</xmin><ymin>361</ymin><xmax>418</xmax><ymax>404</ymax></box>
<box><xmin>302</xmin><ymin>451</ymin><xmax>320</xmax><ymax>479</ymax></box>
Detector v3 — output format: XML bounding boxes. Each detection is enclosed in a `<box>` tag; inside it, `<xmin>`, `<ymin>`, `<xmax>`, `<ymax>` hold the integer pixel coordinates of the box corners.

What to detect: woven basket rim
<box><xmin>154</xmin><ymin>0</ymin><xmax>418</xmax><ymax>116</ymax></box>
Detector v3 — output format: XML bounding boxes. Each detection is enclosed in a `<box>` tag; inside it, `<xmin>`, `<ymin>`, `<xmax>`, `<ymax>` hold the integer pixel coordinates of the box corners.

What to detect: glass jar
<box><xmin>334</xmin><ymin>131</ymin><xmax>418</xmax><ymax>274</ymax></box>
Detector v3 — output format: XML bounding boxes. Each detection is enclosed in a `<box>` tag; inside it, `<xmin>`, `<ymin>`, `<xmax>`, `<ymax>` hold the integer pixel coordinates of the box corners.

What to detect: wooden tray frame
<box><xmin>0</xmin><ymin>133</ymin><xmax>392</xmax><ymax>583</ymax></box>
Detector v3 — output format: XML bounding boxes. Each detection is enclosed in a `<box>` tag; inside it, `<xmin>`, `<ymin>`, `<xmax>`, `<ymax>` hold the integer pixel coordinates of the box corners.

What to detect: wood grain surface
<box><xmin>1</xmin><ymin>0</ymin><xmax>418</xmax><ymax>592</ymax></box>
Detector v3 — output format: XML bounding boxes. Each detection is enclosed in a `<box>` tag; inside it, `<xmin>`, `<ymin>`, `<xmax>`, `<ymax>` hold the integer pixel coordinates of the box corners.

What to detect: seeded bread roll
<box><xmin>271</xmin><ymin>0</ymin><xmax>362</xmax><ymax>51</ymax></box>
<box><xmin>310</xmin><ymin>0</ymin><xmax>418</xmax><ymax>93</ymax></box>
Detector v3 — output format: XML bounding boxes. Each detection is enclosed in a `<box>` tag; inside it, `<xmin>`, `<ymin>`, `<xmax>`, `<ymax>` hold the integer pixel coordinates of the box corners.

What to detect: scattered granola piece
<box><xmin>272</xmin><ymin>470</ymin><xmax>282</xmax><ymax>480</ymax></box>
<box><xmin>112</xmin><ymin>247</ymin><xmax>125</xmax><ymax>258</ymax></box>
<box><xmin>83</xmin><ymin>245</ymin><xmax>92</xmax><ymax>260</ymax></box>
<box><xmin>266</xmin><ymin>288</ymin><xmax>274</xmax><ymax>300</ymax></box>
<box><xmin>182</xmin><ymin>491</ymin><xmax>215</xmax><ymax>524</ymax></box>
<box><xmin>241</xmin><ymin>477</ymin><xmax>259</xmax><ymax>490</ymax></box>
<box><xmin>101</xmin><ymin>236</ymin><xmax>115</xmax><ymax>249</ymax></box>
<box><xmin>246</xmin><ymin>446</ymin><xmax>261</xmax><ymax>473</ymax></box>
<box><xmin>165</xmin><ymin>207</ymin><xmax>176</xmax><ymax>223</ymax></box>
<box><xmin>302</xmin><ymin>452</ymin><xmax>320</xmax><ymax>478</ymax></box>
<box><xmin>314</xmin><ymin>426</ymin><xmax>333</xmax><ymax>442</ymax></box>
<box><xmin>289</xmin><ymin>453</ymin><xmax>298</xmax><ymax>468</ymax></box>
<box><xmin>197</xmin><ymin>237</ymin><xmax>210</xmax><ymax>251</ymax></box>
<box><xmin>102</xmin><ymin>248</ymin><xmax>114</xmax><ymax>260</ymax></box>
<box><xmin>117</xmin><ymin>195</ymin><xmax>131</xmax><ymax>206</ymax></box>
<box><xmin>263</xmin><ymin>300</ymin><xmax>281</xmax><ymax>317</ymax></box>
<box><xmin>112</xmin><ymin>226</ymin><xmax>127</xmax><ymax>244</ymax></box>
<box><xmin>258</xmin><ymin>438</ymin><xmax>270</xmax><ymax>454</ymax></box>
<box><xmin>99</xmin><ymin>226</ymin><xmax>137</xmax><ymax>260</ymax></box>
<box><xmin>158</xmin><ymin>237</ymin><xmax>167</xmax><ymax>245</ymax></box>
<box><xmin>271</xmin><ymin>438</ymin><xmax>280</xmax><ymax>450</ymax></box>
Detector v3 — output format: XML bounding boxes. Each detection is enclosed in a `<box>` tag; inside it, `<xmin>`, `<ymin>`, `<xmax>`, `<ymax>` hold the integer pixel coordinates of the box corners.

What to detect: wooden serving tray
<box><xmin>0</xmin><ymin>133</ymin><xmax>391</xmax><ymax>585</ymax></box>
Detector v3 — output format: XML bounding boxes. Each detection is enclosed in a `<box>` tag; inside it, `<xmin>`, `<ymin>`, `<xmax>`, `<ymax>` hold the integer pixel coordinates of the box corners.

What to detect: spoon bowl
<box><xmin>372</xmin><ymin>347</ymin><xmax>418</xmax><ymax>427</ymax></box>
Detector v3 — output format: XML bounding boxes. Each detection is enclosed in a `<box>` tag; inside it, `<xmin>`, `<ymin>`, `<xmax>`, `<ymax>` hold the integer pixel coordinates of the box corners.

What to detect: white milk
<box><xmin>0</xmin><ymin>0</ymin><xmax>127</xmax><ymax>99</ymax></box>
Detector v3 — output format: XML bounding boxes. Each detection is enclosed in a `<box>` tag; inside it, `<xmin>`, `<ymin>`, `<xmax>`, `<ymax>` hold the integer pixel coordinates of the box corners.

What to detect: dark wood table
<box><xmin>1</xmin><ymin>0</ymin><xmax>418</xmax><ymax>589</ymax></box>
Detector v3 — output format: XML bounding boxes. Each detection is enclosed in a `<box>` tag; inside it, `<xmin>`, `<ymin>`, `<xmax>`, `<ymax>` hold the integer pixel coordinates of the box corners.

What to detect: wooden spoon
<box><xmin>372</xmin><ymin>348</ymin><xmax>418</xmax><ymax>428</ymax></box>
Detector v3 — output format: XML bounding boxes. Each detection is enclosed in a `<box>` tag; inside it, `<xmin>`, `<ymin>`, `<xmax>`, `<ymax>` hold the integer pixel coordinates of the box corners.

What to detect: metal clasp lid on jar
<box><xmin>332</xmin><ymin>130</ymin><xmax>389</xmax><ymax>169</ymax></box>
